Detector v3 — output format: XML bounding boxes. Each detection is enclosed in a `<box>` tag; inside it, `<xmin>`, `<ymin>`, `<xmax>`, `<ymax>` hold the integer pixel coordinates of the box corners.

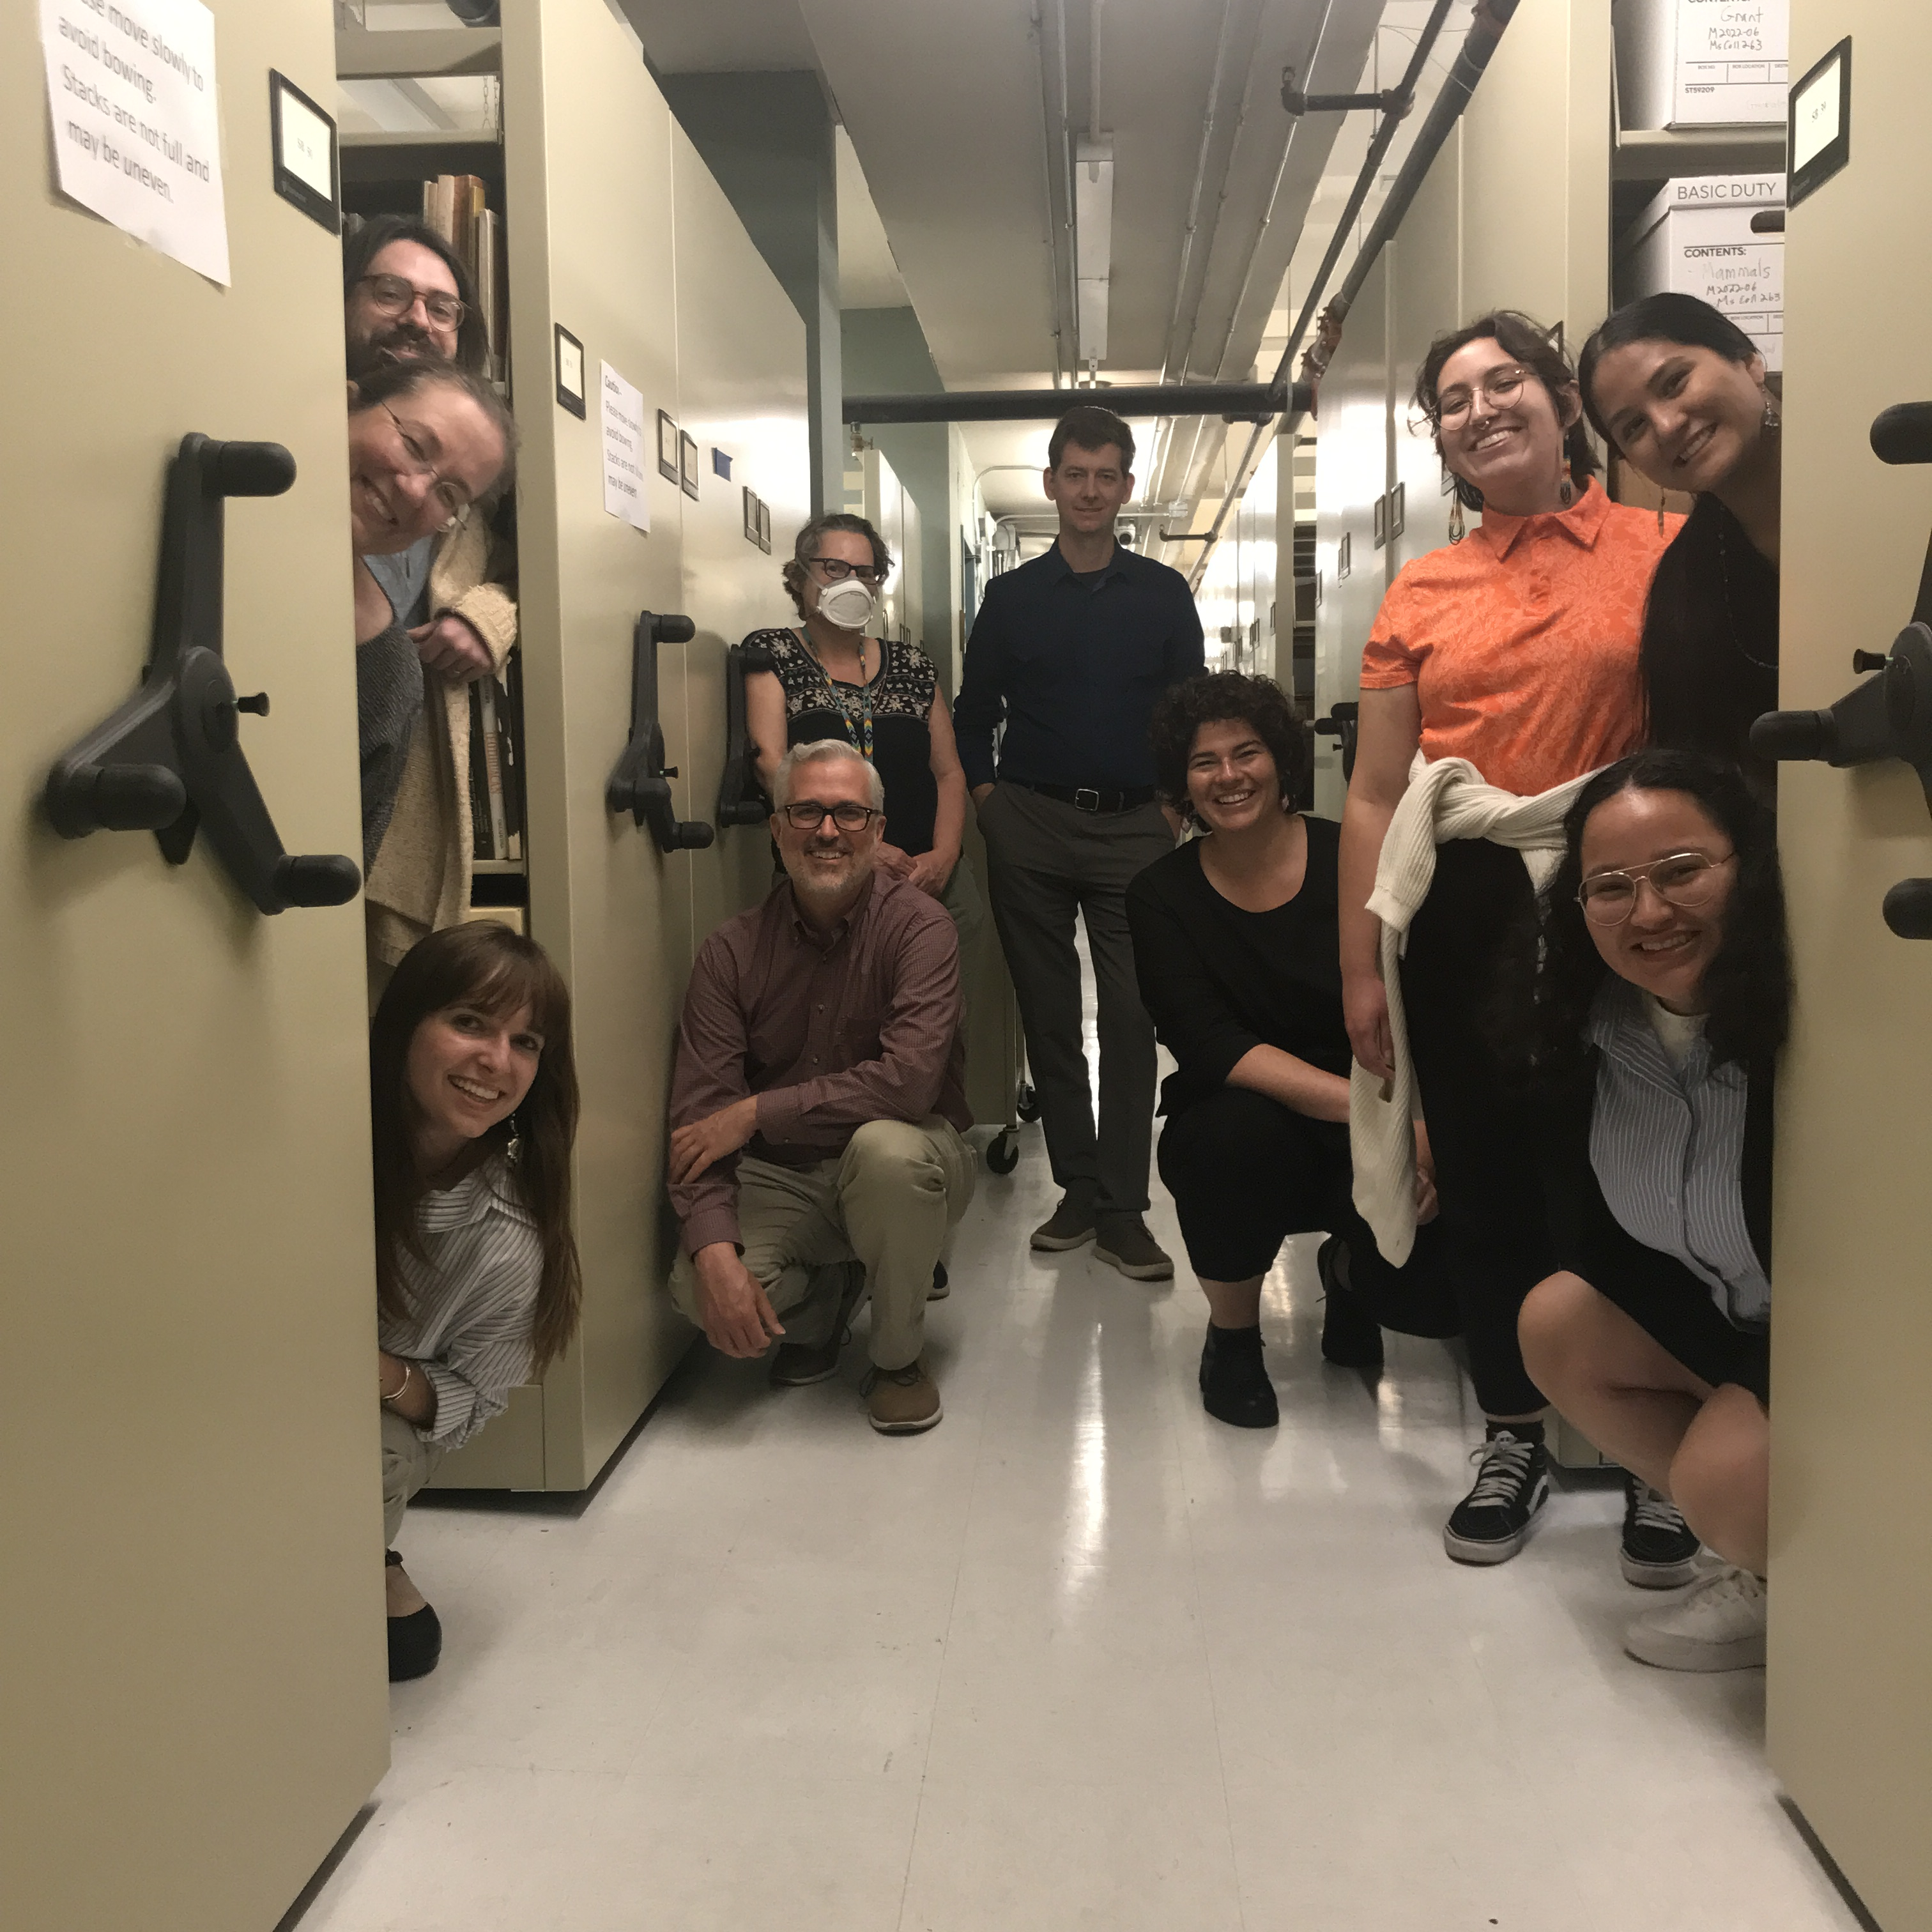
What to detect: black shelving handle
<box><xmin>717</xmin><ymin>640</ymin><xmax>776</xmax><ymax>827</ymax></box>
<box><xmin>606</xmin><ymin>609</ymin><xmax>714</xmax><ymax>852</ymax></box>
<box><xmin>42</xmin><ymin>434</ymin><xmax>361</xmax><ymax>915</ymax></box>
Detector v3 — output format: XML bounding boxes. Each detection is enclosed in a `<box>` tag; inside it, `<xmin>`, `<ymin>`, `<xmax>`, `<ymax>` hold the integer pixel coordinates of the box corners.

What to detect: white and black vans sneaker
<box><xmin>1443</xmin><ymin>1430</ymin><xmax>1551</xmax><ymax>1565</ymax></box>
<box><xmin>1625</xmin><ymin>1566</ymin><xmax>1767</xmax><ymax>1672</ymax></box>
<box><xmin>1620</xmin><ymin>1477</ymin><xmax>1701</xmax><ymax>1588</ymax></box>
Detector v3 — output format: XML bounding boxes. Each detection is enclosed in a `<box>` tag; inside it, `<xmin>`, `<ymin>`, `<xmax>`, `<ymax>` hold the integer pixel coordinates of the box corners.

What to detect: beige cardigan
<box><xmin>364</xmin><ymin>513</ymin><xmax>518</xmax><ymax>966</ymax></box>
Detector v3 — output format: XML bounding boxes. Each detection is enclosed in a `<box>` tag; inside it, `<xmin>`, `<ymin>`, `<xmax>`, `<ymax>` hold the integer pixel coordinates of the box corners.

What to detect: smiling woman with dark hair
<box><xmin>1130</xmin><ymin>674</ymin><xmax>1460</xmax><ymax>1429</ymax></box>
<box><xmin>1338</xmin><ymin>309</ymin><xmax>1684</xmax><ymax>1570</ymax></box>
<box><xmin>1515</xmin><ymin>748</ymin><xmax>1788</xmax><ymax>1676</ymax></box>
<box><xmin>1579</xmin><ymin>293</ymin><xmax>1782</xmax><ymax>792</ymax></box>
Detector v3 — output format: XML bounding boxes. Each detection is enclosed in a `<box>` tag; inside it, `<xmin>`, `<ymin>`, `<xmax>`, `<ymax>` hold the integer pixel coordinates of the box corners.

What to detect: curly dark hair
<box><xmin>781</xmin><ymin>512</ymin><xmax>893</xmax><ymax>618</ymax></box>
<box><xmin>1412</xmin><ymin>309</ymin><xmax>1601</xmax><ymax>512</ymax></box>
<box><xmin>342</xmin><ymin>214</ymin><xmax>491</xmax><ymax>378</ymax></box>
<box><xmin>1149</xmin><ymin>671</ymin><xmax>1310</xmax><ymax>820</ymax></box>
<box><xmin>1501</xmin><ymin>749</ymin><xmax>1789</xmax><ymax>1082</ymax></box>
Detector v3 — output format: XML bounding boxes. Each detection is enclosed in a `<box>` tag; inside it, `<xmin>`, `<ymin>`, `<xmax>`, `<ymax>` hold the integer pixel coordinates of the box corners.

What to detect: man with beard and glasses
<box><xmin>666</xmin><ymin>740</ymin><xmax>975</xmax><ymax>1436</ymax></box>
<box><xmin>342</xmin><ymin>213</ymin><xmax>522</xmax><ymax>992</ymax></box>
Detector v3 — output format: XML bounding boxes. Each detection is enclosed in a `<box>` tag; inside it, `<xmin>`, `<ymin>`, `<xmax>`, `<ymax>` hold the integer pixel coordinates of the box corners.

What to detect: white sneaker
<box><xmin>1624</xmin><ymin>1566</ymin><xmax>1767</xmax><ymax>1672</ymax></box>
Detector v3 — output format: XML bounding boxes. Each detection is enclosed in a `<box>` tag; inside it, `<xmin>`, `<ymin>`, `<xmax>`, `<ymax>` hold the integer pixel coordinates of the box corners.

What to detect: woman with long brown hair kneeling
<box><xmin>371</xmin><ymin>922</ymin><xmax>581</xmax><ymax>1681</ymax></box>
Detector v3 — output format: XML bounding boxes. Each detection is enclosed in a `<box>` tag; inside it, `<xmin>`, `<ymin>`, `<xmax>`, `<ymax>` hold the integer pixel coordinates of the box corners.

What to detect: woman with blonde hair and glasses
<box><xmin>1338</xmin><ymin>310</ymin><xmax>1683</xmax><ymax>1569</ymax></box>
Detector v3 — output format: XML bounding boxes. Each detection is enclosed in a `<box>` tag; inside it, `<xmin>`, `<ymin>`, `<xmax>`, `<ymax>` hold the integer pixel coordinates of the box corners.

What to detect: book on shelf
<box><xmin>466</xmin><ymin>661</ymin><xmax>526</xmax><ymax>868</ymax></box>
<box><xmin>421</xmin><ymin>173</ymin><xmax>509</xmax><ymax>387</ymax></box>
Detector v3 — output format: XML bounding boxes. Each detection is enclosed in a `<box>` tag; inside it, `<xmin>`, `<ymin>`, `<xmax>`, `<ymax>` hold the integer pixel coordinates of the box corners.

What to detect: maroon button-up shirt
<box><xmin>669</xmin><ymin>870</ymin><xmax>971</xmax><ymax>1255</ymax></box>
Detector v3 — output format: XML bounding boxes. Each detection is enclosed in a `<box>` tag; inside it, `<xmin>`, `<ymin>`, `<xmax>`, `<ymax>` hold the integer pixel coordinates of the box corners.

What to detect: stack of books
<box><xmin>422</xmin><ymin>173</ymin><xmax>507</xmax><ymax>387</ymax></box>
<box><xmin>467</xmin><ymin>654</ymin><xmax>525</xmax><ymax>864</ymax></box>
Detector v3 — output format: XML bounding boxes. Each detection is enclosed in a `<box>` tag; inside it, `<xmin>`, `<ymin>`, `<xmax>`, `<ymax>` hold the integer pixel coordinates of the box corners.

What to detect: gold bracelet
<box><xmin>381</xmin><ymin>1361</ymin><xmax>412</xmax><ymax>1406</ymax></box>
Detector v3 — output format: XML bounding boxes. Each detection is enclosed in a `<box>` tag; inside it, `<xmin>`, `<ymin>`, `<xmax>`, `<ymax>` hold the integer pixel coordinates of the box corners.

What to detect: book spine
<box><xmin>467</xmin><ymin>683</ymin><xmax>494</xmax><ymax>861</ymax></box>
<box><xmin>479</xmin><ymin>678</ymin><xmax>510</xmax><ymax>861</ymax></box>
<box><xmin>474</xmin><ymin>208</ymin><xmax>500</xmax><ymax>383</ymax></box>
<box><xmin>495</xmin><ymin>659</ymin><xmax>524</xmax><ymax>859</ymax></box>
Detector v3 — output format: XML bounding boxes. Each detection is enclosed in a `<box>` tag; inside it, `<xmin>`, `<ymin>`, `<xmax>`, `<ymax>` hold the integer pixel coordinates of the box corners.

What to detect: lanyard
<box><xmin>798</xmin><ymin>627</ymin><xmax>876</xmax><ymax>763</ymax></box>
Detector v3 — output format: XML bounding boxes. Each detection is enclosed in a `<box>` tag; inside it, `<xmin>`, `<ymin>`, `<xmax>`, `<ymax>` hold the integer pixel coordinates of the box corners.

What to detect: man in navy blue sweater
<box><xmin>954</xmin><ymin>406</ymin><xmax>1205</xmax><ymax>1279</ymax></box>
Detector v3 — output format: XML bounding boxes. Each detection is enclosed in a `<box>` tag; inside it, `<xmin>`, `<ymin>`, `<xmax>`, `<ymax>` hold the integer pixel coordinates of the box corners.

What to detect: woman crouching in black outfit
<box><xmin>1128</xmin><ymin>673</ymin><xmax>1459</xmax><ymax>1427</ymax></box>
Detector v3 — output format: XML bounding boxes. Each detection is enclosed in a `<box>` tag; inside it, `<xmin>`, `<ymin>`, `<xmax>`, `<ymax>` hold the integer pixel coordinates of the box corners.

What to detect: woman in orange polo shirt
<box><xmin>1338</xmin><ymin>310</ymin><xmax>1682</xmax><ymax>1570</ymax></box>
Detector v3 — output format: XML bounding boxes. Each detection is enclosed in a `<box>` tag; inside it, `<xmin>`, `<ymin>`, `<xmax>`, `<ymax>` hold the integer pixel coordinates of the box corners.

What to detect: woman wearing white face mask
<box><xmin>744</xmin><ymin>515</ymin><xmax>976</xmax><ymax>935</ymax></box>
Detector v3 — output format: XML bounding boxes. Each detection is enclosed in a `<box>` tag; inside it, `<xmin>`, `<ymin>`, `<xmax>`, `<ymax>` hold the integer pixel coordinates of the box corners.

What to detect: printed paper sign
<box><xmin>40</xmin><ymin>0</ymin><xmax>230</xmax><ymax>286</ymax></box>
<box><xmin>601</xmin><ymin>362</ymin><xmax>649</xmax><ymax>533</ymax></box>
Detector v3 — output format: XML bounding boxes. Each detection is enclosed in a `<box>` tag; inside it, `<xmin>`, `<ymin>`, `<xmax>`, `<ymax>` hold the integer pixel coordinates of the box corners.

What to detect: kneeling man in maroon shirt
<box><xmin>667</xmin><ymin>738</ymin><xmax>976</xmax><ymax>1434</ymax></box>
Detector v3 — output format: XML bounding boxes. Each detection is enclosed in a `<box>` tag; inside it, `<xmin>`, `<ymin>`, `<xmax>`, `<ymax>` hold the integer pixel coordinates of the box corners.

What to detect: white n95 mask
<box><xmin>818</xmin><ymin>578</ymin><xmax>877</xmax><ymax>631</ymax></box>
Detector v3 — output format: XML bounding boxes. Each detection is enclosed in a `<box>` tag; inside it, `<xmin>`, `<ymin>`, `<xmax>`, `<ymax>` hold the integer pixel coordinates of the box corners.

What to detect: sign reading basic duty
<box><xmin>39</xmin><ymin>0</ymin><xmax>229</xmax><ymax>285</ymax></box>
<box><xmin>601</xmin><ymin>362</ymin><xmax>650</xmax><ymax>535</ymax></box>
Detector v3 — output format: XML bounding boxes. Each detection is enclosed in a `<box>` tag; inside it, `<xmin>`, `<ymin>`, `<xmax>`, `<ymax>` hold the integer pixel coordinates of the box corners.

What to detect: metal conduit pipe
<box><xmin>1180</xmin><ymin>0</ymin><xmax>1469</xmax><ymax>588</ymax></box>
<box><xmin>843</xmin><ymin>382</ymin><xmax>1312</xmax><ymax>425</ymax></box>
<box><xmin>1182</xmin><ymin>0</ymin><xmax>1514</xmax><ymax>591</ymax></box>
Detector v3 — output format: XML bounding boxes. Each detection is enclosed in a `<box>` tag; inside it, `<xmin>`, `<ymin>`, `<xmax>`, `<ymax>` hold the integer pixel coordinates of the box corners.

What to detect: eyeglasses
<box><xmin>355</xmin><ymin>272</ymin><xmax>466</xmax><ymax>333</ymax></box>
<box><xmin>808</xmin><ymin>556</ymin><xmax>884</xmax><ymax>586</ymax></box>
<box><xmin>1576</xmin><ymin>850</ymin><xmax>1735</xmax><ymax>926</ymax></box>
<box><xmin>1434</xmin><ymin>364</ymin><xmax>1531</xmax><ymax>428</ymax></box>
<box><xmin>780</xmin><ymin>801</ymin><xmax>880</xmax><ymax>832</ymax></box>
<box><xmin>379</xmin><ymin>401</ymin><xmax>474</xmax><ymax>522</ymax></box>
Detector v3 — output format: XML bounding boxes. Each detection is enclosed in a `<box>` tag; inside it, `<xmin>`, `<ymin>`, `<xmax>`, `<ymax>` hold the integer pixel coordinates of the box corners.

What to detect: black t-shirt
<box><xmin>749</xmin><ymin>627</ymin><xmax>940</xmax><ymax>854</ymax></box>
<box><xmin>1125</xmin><ymin>816</ymin><xmax>1352</xmax><ymax>1116</ymax></box>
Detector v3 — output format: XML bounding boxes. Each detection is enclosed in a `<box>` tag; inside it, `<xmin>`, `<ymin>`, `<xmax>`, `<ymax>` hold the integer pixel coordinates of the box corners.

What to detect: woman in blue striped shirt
<box><xmin>1514</xmin><ymin>750</ymin><xmax>1786</xmax><ymax>1675</ymax></box>
<box><xmin>371</xmin><ymin>922</ymin><xmax>583</xmax><ymax>1682</ymax></box>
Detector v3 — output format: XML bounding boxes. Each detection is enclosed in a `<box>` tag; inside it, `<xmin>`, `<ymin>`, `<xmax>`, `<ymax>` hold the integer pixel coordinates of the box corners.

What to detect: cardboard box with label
<box><xmin>1614</xmin><ymin>0</ymin><xmax>1790</xmax><ymax>129</ymax></box>
<box><xmin>1620</xmin><ymin>172</ymin><xmax>1785</xmax><ymax>374</ymax></box>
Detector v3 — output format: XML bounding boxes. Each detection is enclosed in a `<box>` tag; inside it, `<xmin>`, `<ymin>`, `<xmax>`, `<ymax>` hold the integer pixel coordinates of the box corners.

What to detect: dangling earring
<box><xmin>1762</xmin><ymin>392</ymin><xmax>1782</xmax><ymax>433</ymax></box>
<box><xmin>1448</xmin><ymin>495</ymin><xmax>1466</xmax><ymax>544</ymax></box>
<box><xmin>1657</xmin><ymin>503</ymin><xmax>1667</xmax><ymax>536</ymax></box>
<box><xmin>1556</xmin><ymin>474</ymin><xmax>1575</xmax><ymax>509</ymax></box>
<box><xmin>504</xmin><ymin>1114</ymin><xmax>522</xmax><ymax>1164</ymax></box>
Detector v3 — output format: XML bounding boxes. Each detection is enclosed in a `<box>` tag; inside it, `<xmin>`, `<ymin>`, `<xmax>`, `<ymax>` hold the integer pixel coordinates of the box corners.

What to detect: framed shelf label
<box><xmin>268</xmin><ymin>70</ymin><xmax>337</xmax><ymax>234</ymax></box>
<box><xmin>554</xmin><ymin>325</ymin><xmax>585</xmax><ymax>418</ymax></box>
<box><xmin>1788</xmin><ymin>37</ymin><xmax>1850</xmax><ymax>210</ymax></box>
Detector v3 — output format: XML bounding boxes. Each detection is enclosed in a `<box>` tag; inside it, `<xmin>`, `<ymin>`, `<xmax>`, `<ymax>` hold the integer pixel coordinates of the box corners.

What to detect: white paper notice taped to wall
<box><xmin>601</xmin><ymin>362</ymin><xmax>650</xmax><ymax>533</ymax></box>
<box><xmin>40</xmin><ymin>0</ymin><xmax>230</xmax><ymax>286</ymax></box>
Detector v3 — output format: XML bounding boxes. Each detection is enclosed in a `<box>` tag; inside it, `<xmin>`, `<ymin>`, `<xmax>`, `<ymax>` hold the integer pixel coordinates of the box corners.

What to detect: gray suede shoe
<box><xmin>1031</xmin><ymin>1191</ymin><xmax>1098</xmax><ymax>1251</ymax></box>
<box><xmin>1092</xmin><ymin>1215</ymin><xmax>1174</xmax><ymax>1282</ymax></box>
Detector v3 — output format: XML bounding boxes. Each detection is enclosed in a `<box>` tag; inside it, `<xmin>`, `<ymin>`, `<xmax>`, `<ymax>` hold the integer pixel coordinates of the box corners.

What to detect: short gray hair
<box><xmin>772</xmin><ymin>738</ymin><xmax>885</xmax><ymax>813</ymax></box>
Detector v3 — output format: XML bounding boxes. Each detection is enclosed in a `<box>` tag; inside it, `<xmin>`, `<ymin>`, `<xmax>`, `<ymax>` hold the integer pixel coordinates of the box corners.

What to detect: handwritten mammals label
<box><xmin>40</xmin><ymin>0</ymin><xmax>229</xmax><ymax>285</ymax></box>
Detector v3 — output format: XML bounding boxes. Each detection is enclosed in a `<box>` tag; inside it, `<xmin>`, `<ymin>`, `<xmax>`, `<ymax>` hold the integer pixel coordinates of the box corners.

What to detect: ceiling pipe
<box><xmin>1030</xmin><ymin>2</ymin><xmax>1072</xmax><ymax>388</ymax></box>
<box><xmin>844</xmin><ymin>382</ymin><xmax>1311</xmax><ymax>425</ymax></box>
<box><xmin>1184</xmin><ymin>0</ymin><xmax>1517</xmax><ymax>590</ymax></box>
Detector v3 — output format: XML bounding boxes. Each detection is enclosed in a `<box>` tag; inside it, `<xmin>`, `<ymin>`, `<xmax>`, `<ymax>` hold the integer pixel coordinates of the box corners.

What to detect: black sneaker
<box><xmin>1620</xmin><ymin>1476</ymin><xmax>1700</xmax><ymax>1588</ymax></box>
<box><xmin>1443</xmin><ymin>1430</ymin><xmax>1551</xmax><ymax>1565</ymax></box>
<box><xmin>1199</xmin><ymin>1324</ymin><xmax>1279</xmax><ymax>1429</ymax></box>
<box><xmin>1316</xmin><ymin>1236</ymin><xmax>1384</xmax><ymax>1370</ymax></box>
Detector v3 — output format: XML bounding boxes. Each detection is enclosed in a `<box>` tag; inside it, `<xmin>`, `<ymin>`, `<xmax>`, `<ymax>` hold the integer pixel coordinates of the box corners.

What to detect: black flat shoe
<box><xmin>1199</xmin><ymin>1323</ymin><xmax>1279</xmax><ymax>1429</ymax></box>
<box><xmin>385</xmin><ymin>1549</ymin><xmax>442</xmax><ymax>1682</ymax></box>
<box><xmin>1317</xmin><ymin>1236</ymin><xmax>1384</xmax><ymax>1371</ymax></box>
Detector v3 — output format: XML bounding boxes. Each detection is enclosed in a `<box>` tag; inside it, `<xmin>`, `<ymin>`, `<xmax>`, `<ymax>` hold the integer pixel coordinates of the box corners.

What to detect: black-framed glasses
<box><xmin>355</xmin><ymin>272</ymin><xmax>466</xmax><ymax>332</ymax></box>
<box><xmin>379</xmin><ymin>401</ymin><xmax>474</xmax><ymax>522</ymax></box>
<box><xmin>808</xmin><ymin>556</ymin><xmax>884</xmax><ymax>585</ymax></box>
<box><xmin>1434</xmin><ymin>364</ymin><xmax>1531</xmax><ymax>428</ymax></box>
<box><xmin>1577</xmin><ymin>850</ymin><xmax>1734</xmax><ymax>926</ymax></box>
<box><xmin>780</xmin><ymin>800</ymin><xmax>880</xmax><ymax>832</ymax></box>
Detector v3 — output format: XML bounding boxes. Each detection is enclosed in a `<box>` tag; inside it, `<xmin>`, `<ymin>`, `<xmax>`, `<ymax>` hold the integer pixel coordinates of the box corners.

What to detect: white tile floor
<box><xmin>302</xmin><ymin>1131</ymin><xmax>1861</xmax><ymax>1932</ymax></box>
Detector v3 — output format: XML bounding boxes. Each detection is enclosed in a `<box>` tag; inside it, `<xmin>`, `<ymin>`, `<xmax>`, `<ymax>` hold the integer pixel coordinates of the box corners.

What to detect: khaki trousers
<box><xmin>381</xmin><ymin>1407</ymin><xmax>446</xmax><ymax>1545</ymax></box>
<box><xmin>671</xmin><ymin>1117</ymin><xmax>975</xmax><ymax>1371</ymax></box>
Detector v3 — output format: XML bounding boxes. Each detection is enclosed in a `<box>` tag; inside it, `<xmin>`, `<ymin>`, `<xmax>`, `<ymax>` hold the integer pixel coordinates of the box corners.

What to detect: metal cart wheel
<box><xmin>1015</xmin><ymin>1080</ymin><xmax>1040</xmax><ymax>1123</ymax></box>
<box><xmin>985</xmin><ymin>1130</ymin><xmax>1020</xmax><ymax>1175</ymax></box>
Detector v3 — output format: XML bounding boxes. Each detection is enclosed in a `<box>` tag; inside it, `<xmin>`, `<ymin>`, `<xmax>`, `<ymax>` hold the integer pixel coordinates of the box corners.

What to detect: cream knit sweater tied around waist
<box><xmin>1349</xmin><ymin>754</ymin><xmax>1595</xmax><ymax>1266</ymax></box>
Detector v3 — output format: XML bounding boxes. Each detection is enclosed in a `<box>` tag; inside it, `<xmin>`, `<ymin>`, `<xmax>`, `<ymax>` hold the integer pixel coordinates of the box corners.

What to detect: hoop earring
<box><xmin>1448</xmin><ymin>496</ymin><xmax>1466</xmax><ymax>544</ymax></box>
